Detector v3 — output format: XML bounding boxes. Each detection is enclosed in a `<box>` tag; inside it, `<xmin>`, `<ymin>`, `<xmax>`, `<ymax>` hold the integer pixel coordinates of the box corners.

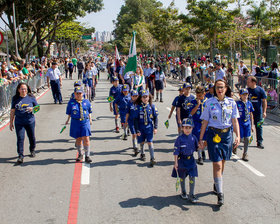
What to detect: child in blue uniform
<box><xmin>109</xmin><ymin>77</ymin><xmax>122</xmax><ymax>133</ymax></box>
<box><xmin>65</xmin><ymin>87</ymin><xmax>93</xmax><ymax>163</ymax></box>
<box><xmin>135</xmin><ymin>90</ymin><xmax>159</xmax><ymax>167</ymax></box>
<box><xmin>71</xmin><ymin>81</ymin><xmax>86</xmax><ymax>99</ymax></box>
<box><xmin>126</xmin><ymin>90</ymin><xmax>139</xmax><ymax>156</ymax></box>
<box><xmin>190</xmin><ymin>86</ymin><xmax>208</xmax><ymax>165</ymax></box>
<box><xmin>168</xmin><ymin>86</ymin><xmax>184</xmax><ymax>134</ymax></box>
<box><xmin>235</xmin><ymin>88</ymin><xmax>254</xmax><ymax>161</ymax></box>
<box><xmin>115</xmin><ymin>84</ymin><xmax>131</xmax><ymax>140</ymax></box>
<box><xmin>205</xmin><ymin>83</ymin><xmax>214</xmax><ymax>99</ymax></box>
<box><xmin>171</xmin><ymin>118</ymin><xmax>199</xmax><ymax>203</ymax></box>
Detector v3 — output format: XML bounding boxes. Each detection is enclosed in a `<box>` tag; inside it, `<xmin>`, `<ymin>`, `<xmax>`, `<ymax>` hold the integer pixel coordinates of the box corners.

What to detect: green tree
<box><xmin>1</xmin><ymin>0</ymin><xmax>103</xmax><ymax>59</ymax></box>
<box><xmin>150</xmin><ymin>2</ymin><xmax>182</xmax><ymax>56</ymax></box>
<box><xmin>183</xmin><ymin>0</ymin><xmax>238</xmax><ymax>59</ymax></box>
<box><xmin>113</xmin><ymin>0</ymin><xmax>162</xmax><ymax>51</ymax></box>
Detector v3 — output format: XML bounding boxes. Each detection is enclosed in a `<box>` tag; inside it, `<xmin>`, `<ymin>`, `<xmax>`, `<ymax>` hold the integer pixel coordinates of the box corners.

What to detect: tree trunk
<box><xmin>36</xmin><ymin>31</ymin><xmax>44</xmax><ymax>58</ymax></box>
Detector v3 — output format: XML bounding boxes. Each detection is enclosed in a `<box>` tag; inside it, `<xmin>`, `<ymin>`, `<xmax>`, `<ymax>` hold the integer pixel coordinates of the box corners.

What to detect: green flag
<box><xmin>124</xmin><ymin>31</ymin><xmax>137</xmax><ymax>76</ymax></box>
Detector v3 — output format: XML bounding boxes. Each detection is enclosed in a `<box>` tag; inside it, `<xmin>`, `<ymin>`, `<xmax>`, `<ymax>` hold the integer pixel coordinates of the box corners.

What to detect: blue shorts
<box><xmin>70</xmin><ymin>119</ymin><xmax>91</xmax><ymax>139</ymax></box>
<box><xmin>192</xmin><ymin>126</ymin><xmax>207</xmax><ymax>141</ymax></box>
<box><xmin>137</xmin><ymin>129</ymin><xmax>153</xmax><ymax>143</ymax></box>
<box><xmin>239</xmin><ymin>123</ymin><xmax>251</xmax><ymax>138</ymax></box>
<box><xmin>119</xmin><ymin>111</ymin><xmax>127</xmax><ymax>124</ymax></box>
<box><xmin>113</xmin><ymin>101</ymin><xmax>118</xmax><ymax>115</ymax></box>
<box><xmin>207</xmin><ymin>127</ymin><xmax>233</xmax><ymax>162</ymax></box>
<box><xmin>171</xmin><ymin>156</ymin><xmax>198</xmax><ymax>178</ymax></box>
<box><xmin>128</xmin><ymin>120</ymin><xmax>136</xmax><ymax>134</ymax></box>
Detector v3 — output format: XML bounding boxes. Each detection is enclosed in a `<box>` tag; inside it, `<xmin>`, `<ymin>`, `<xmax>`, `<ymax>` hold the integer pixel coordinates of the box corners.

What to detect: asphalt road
<box><xmin>0</xmin><ymin>71</ymin><xmax>279</xmax><ymax>224</ymax></box>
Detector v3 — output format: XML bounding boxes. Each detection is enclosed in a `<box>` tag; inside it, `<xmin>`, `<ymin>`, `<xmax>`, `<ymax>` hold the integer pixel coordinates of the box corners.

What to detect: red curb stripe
<box><xmin>67</xmin><ymin>156</ymin><xmax>82</xmax><ymax>224</ymax></box>
<box><xmin>0</xmin><ymin>88</ymin><xmax>50</xmax><ymax>132</ymax></box>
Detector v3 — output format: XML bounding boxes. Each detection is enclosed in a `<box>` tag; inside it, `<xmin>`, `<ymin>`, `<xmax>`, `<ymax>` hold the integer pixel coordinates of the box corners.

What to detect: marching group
<box><xmin>8</xmin><ymin>53</ymin><xmax>269</xmax><ymax>206</ymax></box>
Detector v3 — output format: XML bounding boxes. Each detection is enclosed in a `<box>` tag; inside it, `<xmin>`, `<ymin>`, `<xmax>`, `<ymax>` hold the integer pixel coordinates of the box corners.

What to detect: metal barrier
<box><xmin>0</xmin><ymin>71</ymin><xmax>47</xmax><ymax>118</ymax></box>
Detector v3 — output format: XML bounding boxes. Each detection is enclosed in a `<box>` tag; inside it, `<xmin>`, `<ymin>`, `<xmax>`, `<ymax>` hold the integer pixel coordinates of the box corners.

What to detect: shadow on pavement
<box><xmin>119</xmin><ymin>194</ymin><xmax>220</xmax><ymax>211</ymax></box>
<box><xmin>91</xmin><ymin>159</ymin><xmax>138</xmax><ymax>168</ymax></box>
<box><xmin>18</xmin><ymin>158</ymin><xmax>76</xmax><ymax>166</ymax></box>
<box><xmin>95</xmin><ymin>116</ymin><xmax>115</xmax><ymax>120</ymax></box>
<box><xmin>36</xmin><ymin>139</ymin><xmax>74</xmax><ymax>144</ymax></box>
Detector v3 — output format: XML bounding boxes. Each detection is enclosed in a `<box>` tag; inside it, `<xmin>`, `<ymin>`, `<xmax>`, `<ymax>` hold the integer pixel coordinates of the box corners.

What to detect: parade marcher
<box><xmin>146</xmin><ymin>62</ymin><xmax>156</xmax><ymax>99</ymax></box>
<box><xmin>77</xmin><ymin>59</ymin><xmax>84</xmax><ymax>80</ymax></box>
<box><xmin>171</xmin><ymin>118</ymin><xmax>199</xmax><ymax>203</ymax></box>
<box><xmin>90</xmin><ymin>61</ymin><xmax>98</xmax><ymax>101</ymax></box>
<box><xmin>68</xmin><ymin>60</ymin><xmax>74</xmax><ymax>80</ymax></box>
<box><xmin>72</xmin><ymin>57</ymin><xmax>78</xmax><ymax>73</ymax></box>
<box><xmin>177</xmin><ymin>83</ymin><xmax>195</xmax><ymax>130</ymax></box>
<box><xmin>10</xmin><ymin>83</ymin><xmax>38</xmax><ymax>163</ymax></box>
<box><xmin>109</xmin><ymin>77</ymin><xmax>122</xmax><ymax>133</ymax></box>
<box><xmin>215</xmin><ymin>63</ymin><xmax>225</xmax><ymax>81</ymax></box>
<box><xmin>71</xmin><ymin>81</ymin><xmax>85</xmax><ymax>99</ymax></box>
<box><xmin>168</xmin><ymin>86</ymin><xmax>184</xmax><ymax>134</ymax></box>
<box><xmin>84</xmin><ymin>64</ymin><xmax>95</xmax><ymax>102</ymax></box>
<box><xmin>126</xmin><ymin>90</ymin><xmax>139</xmax><ymax>156</ymax></box>
<box><xmin>199</xmin><ymin>79</ymin><xmax>240</xmax><ymax>206</ymax></box>
<box><xmin>65</xmin><ymin>86</ymin><xmax>93</xmax><ymax>163</ymax></box>
<box><xmin>115</xmin><ymin>84</ymin><xmax>131</xmax><ymax>140</ymax></box>
<box><xmin>205</xmin><ymin>83</ymin><xmax>214</xmax><ymax>99</ymax></box>
<box><xmin>135</xmin><ymin>90</ymin><xmax>158</xmax><ymax>167</ymax></box>
<box><xmin>247</xmin><ymin>76</ymin><xmax>267</xmax><ymax>149</ymax></box>
<box><xmin>46</xmin><ymin>62</ymin><xmax>63</xmax><ymax>104</ymax></box>
<box><xmin>118</xmin><ymin>60</ymin><xmax>126</xmax><ymax>85</ymax></box>
<box><xmin>132</xmin><ymin>66</ymin><xmax>145</xmax><ymax>92</ymax></box>
<box><xmin>154</xmin><ymin>65</ymin><xmax>166</xmax><ymax>102</ymax></box>
<box><xmin>235</xmin><ymin>89</ymin><xmax>254</xmax><ymax>161</ymax></box>
<box><xmin>190</xmin><ymin>86</ymin><xmax>208</xmax><ymax>165</ymax></box>
<box><xmin>64</xmin><ymin>59</ymin><xmax>69</xmax><ymax>79</ymax></box>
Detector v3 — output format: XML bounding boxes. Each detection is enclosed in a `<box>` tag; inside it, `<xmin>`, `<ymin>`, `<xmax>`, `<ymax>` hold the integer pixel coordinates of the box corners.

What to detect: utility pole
<box><xmin>12</xmin><ymin>2</ymin><xmax>19</xmax><ymax>58</ymax></box>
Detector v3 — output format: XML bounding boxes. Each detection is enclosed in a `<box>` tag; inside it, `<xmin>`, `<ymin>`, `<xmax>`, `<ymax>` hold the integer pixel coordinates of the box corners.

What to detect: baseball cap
<box><xmin>74</xmin><ymin>81</ymin><xmax>81</xmax><ymax>87</ymax></box>
<box><xmin>183</xmin><ymin>83</ymin><xmax>192</xmax><ymax>89</ymax></box>
<box><xmin>178</xmin><ymin>86</ymin><xmax>184</xmax><ymax>91</ymax></box>
<box><xmin>74</xmin><ymin>87</ymin><xmax>84</xmax><ymax>93</ymax></box>
<box><xmin>112</xmin><ymin>76</ymin><xmax>119</xmax><ymax>81</ymax></box>
<box><xmin>122</xmin><ymin>84</ymin><xmax>130</xmax><ymax>92</ymax></box>
<box><xmin>141</xmin><ymin>89</ymin><xmax>149</xmax><ymax>96</ymax></box>
<box><xmin>208</xmin><ymin>83</ymin><xmax>214</xmax><ymax>89</ymax></box>
<box><xmin>131</xmin><ymin>90</ymin><xmax>139</xmax><ymax>96</ymax></box>
<box><xmin>240</xmin><ymin>88</ymin><xmax>249</xmax><ymax>95</ymax></box>
<box><xmin>182</xmin><ymin>118</ymin><xmax>194</xmax><ymax>127</ymax></box>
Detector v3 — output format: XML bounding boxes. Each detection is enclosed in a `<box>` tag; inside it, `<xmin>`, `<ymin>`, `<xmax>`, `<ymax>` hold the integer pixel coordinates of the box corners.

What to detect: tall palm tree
<box><xmin>247</xmin><ymin>1</ymin><xmax>269</xmax><ymax>51</ymax></box>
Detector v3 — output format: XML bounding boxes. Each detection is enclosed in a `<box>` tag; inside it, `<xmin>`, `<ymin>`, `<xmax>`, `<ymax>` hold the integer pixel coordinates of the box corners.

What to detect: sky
<box><xmin>77</xmin><ymin>0</ymin><xmax>188</xmax><ymax>32</ymax></box>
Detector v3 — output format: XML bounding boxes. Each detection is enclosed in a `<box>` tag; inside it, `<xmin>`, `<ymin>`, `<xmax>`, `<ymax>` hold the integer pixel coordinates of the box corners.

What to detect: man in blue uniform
<box><xmin>247</xmin><ymin>76</ymin><xmax>267</xmax><ymax>149</ymax></box>
<box><xmin>46</xmin><ymin>62</ymin><xmax>63</xmax><ymax>104</ymax></box>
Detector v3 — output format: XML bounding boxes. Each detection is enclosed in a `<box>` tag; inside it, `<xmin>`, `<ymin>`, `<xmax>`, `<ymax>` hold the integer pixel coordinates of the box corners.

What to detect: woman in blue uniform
<box><xmin>115</xmin><ymin>84</ymin><xmax>131</xmax><ymax>140</ymax></box>
<box><xmin>65</xmin><ymin>87</ymin><xmax>93</xmax><ymax>163</ymax></box>
<box><xmin>153</xmin><ymin>65</ymin><xmax>166</xmax><ymax>102</ymax></box>
<box><xmin>190</xmin><ymin>86</ymin><xmax>208</xmax><ymax>165</ymax></box>
<box><xmin>10</xmin><ymin>83</ymin><xmax>38</xmax><ymax>163</ymax></box>
<box><xmin>199</xmin><ymin>79</ymin><xmax>240</xmax><ymax>206</ymax></box>
<box><xmin>126</xmin><ymin>90</ymin><xmax>139</xmax><ymax>156</ymax></box>
<box><xmin>109</xmin><ymin>77</ymin><xmax>122</xmax><ymax>133</ymax></box>
<box><xmin>168</xmin><ymin>86</ymin><xmax>184</xmax><ymax>134</ymax></box>
<box><xmin>83</xmin><ymin>64</ymin><xmax>95</xmax><ymax>102</ymax></box>
<box><xmin>135</xmin><ymin>90</ymin><xmax>159</xmax><ymax>167</ymax></box>
<box><xmin>132</xmin><ymin>66</ymin><xmax>145</xmax><ymax>92</ymax></box>
<box><xmin>171</xmin><ymin>118</ymin><xmax>199</xmax><ymax>203</ymax></box>
<box><xmin>235</xmin><ymin>89</ymin><xmax>254</xmax><ymax>161</ymax></box>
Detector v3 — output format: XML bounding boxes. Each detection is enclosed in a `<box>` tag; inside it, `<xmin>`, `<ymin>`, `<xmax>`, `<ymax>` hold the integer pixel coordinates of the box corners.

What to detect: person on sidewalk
<box><xmin>247</xmin><ymin>76</ymin><xmax>267</xmax><ymax>149</ymax></box>
<box><xmin>10</xmin><ymin>83</ymin><xmax>38</xmax><ymax>164</ymax></box>
<box><xmin>153</xmin><ymin>65</ymin><xmax>166</xmax><ymax>102</ymax></box>
<box><xmin>65</xmin><ymin>87</ymin><xmax>92</xmax><ymax>163</ymax></box>
<box><xmin>46</xmin><ymin>62</ymin><xmax>63</xmax><ymax>104</ymax></box>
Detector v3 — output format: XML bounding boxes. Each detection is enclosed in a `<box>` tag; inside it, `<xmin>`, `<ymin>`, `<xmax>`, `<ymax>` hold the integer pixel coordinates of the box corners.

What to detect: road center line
<box><xmin>81</xmin><ymin>156</ymin><xmax>90</xmax><ymax>185</ymax></box>
<box><xmin>231</xmin><ymin>154</ymin><xmax>265</xmax><ymax>177</ymax></box>
<box><xmin>166</xmin><ymin>107</ymin><xmax>176</xmax><ymax>116</ymax></box>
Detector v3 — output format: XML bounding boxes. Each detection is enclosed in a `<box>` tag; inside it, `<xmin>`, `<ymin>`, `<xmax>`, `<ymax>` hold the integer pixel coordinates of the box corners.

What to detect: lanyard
<box><xmin>215</xmin><ymin>97</ymin><xmax>226</xmax><ymax>123</ymax></box>
<box><xmin>142</xmin><ymin>103</ymin><xmax>148</xmax><ymax>125</ymax></box>
<box><xmin>242</xmin><ymin>100</ymin><xmax>250</xmax><ymax>122</ymax></box>
<box><xmin>76</xmin><ymin>100</ymin><xmax>84</xmax><ymax>121</ymax></box>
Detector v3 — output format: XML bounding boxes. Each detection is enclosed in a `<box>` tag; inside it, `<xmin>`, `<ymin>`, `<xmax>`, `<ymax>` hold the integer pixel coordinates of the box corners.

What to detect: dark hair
<box><xmin>136</xmin><ymin>93</ymin><xmax>153</xmax><ymax>106</ymax></box>
<box><xmin>13</xmin><ymin>82</ymin><xmax>34</xmax><ymax>100</ymax></box>
<box><xmin>213</xmin><ymin>79</ymin><xmax>232</xmax><ymax>97</ymax></box>
<box><xmin>195</xmin><ymin>86</ymin><xmax>205</xmax><ymax>94</ymax></box>
<box><xmin>271</xmin><ymin>62</ymin><xmax>278</xmax><ymax>70</ymax></box>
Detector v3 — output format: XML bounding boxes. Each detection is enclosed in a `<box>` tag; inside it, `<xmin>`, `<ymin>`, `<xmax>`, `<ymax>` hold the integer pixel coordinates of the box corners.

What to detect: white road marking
<box><xmin>81</xmin><ymin>157</ymin><xmax>90</xmax><ymax>185</ymax></box>
<box><xmin>231</xmin><ymin>154</ymin><xmax>265</xmax><ymax>177</ymax></box>
<box><xmin>166</xmin><ymin>107</ymin><xmax>176</xmax><ymax>116</ymax></box>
